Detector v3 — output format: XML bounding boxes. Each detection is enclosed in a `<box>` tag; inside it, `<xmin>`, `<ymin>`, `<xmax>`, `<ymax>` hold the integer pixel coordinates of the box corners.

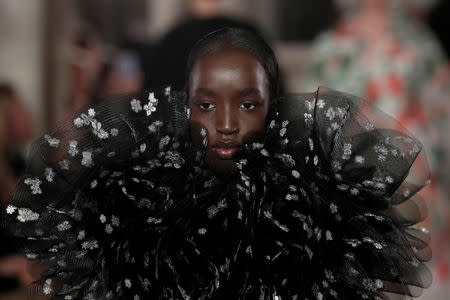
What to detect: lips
<box><xmin>212</xmin><ymin>141</ymin><xmax>240</xmax><ymax>159</ymax></box>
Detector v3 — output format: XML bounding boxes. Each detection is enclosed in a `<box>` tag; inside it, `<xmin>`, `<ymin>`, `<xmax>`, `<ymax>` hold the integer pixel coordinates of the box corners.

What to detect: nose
<box><xmin>216</xmin><ymin>105</ymin><xmax>239</xmax><ymax>135</ymax></box>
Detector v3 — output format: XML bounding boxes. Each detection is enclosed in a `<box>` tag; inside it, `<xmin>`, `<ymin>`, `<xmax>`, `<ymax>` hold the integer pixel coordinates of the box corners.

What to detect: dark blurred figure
<box><xmin>144</xmin><ymin>0</ymin><xmax>262</xmax><ymax>91</ymax></box>
<box><xmin>0</xmin><ymin>84</ymin><xmax>32</xmax><ymax>205</ymax></box>
<box><xmin>429</xmin><ymin>0</ymin><xmax>450</xmax><ymax>57</ymax></box>
<box><xmin>64</xmin><ymin>26</ymin><xmax>106</xmax><ymax>118</ymax></box>
<box><xmin>0</xmin><ymin>83</ymin><xmax>34</xmax><ymax>293</ymax></box>
<box><xmin>102</xmin><ymin>50</ymin><xmax>144</xmax><ymax>98</ymax></box>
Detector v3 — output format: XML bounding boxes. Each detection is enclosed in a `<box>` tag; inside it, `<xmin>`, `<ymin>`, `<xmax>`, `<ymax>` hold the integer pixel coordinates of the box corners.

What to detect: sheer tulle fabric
<box><xmin>1</xmin><ymin>87</ymin><xmax>431</xmax><ymax>299</ymax></box>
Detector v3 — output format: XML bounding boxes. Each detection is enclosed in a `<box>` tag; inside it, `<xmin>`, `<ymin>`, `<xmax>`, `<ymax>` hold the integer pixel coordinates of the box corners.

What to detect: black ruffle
<box><xmin>1</xmin><ymin>87</ymin><xmax>431</xmax><ymax>299</ymax></box>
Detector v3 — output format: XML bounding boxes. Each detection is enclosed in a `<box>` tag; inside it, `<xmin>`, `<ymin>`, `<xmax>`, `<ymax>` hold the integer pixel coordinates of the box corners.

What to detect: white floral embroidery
<box><xmin>304</xmin><ymin>113</ymin><xmax>313</xmax><ymax>125</ymax></box>
<box><xmin>81</xmin><ymin>240</ymin><xmax>98</xmax><ymax>250</ymax></box>
<box><xmin>354</xmin><ymin>155</ymin><xmax>365</xmax><ymax>164</ymax></box>
<box><xmin>111</xmin><ymin>215</ymin><xmax>120</xmax><ymax>227</ymax></box>
<box><xmin>198</xmin><ymin>228</ymin><xmax>207</xmax><ymax>235</ymax></box>
<box><xmin>365</xmin><ymin>122</ymin><xmax>374</xmax><ymax>131</ymax></box>
<box><xmin>45</xmin><ymin>168</ymin><xmax>55</xmax><ymax>182</ymax></box>
<box><xmin>148</xmin><ymin>121</ymin><xmax>163</xmax><ymax>133</ymax></box>
<box><xmin>100</xmin><ymin>214</ymin><xmax>107</xmax><ymax>223</ymax></box>
<box><xmin>105</xmin><ymin>224</ymin><xmax>113</xmax><ymax>234</ymax></box>
<box><xmin>68</xmin><ymin>140</ymin><xmax>78</xmax><ymax>156</ymax></box>
<box><xmin>309</xmin><ymin>138</ymin><xmax>314</xmax><ymax>151</ymax></box>
<box><xmin>350</xmin><ymin>188</ymin><xmax>359</xmax><ymax>195</ymax></box>
<box><xmin>385</xmin><ymin>176</ymin><xmax>394</xmax><ymax>184</ymax></box>
<box><xmin>17</xmin><ymin>208</ymin><xmax>40</xmax><ymax>222</ymax></box>
<box><xmin>317</xmin><ymin>99</ymin><xmax>325</xmax><ymax>108</ymax></box>
<box><xmin>59</xmin><ymin>160</ymin><xmax>70</xmax><ymax>170</ymax></box>
<box><xmin>147</xmin><ymin>217</ymin><xmax>162</xmax><ymax>224</ymax></box>
<box><xmin>143</xmin><ymin>92</ymin><xmax>158</xmax><ymax>116</ymax></box>
<box><xmin>81</xmin><ymin>151</ymin><xmax>94</xmax><ymax>167</ymax></box>
<box><xmin>90</xmin><ymin>179</ymin><xmax>98</xmax><ymax>189</ymax></box>
<box><xmin>77</xmin><ymin>230</ymin><xmax>86</xmax><ymax>240</ymax></box>
<box><xmin>24</xmin><ymin>177</ymin><xmax>42</xmax><ymax>194</ymax></box>
<box><xmin>304</xmin><ymin>245</ymin><xmax>313</xmax><ymax>259</ymax></box>
<box><xmin>92</xmin><ymin>121</ymin><xmax>109</xmax><ymax>139</ymax></box>
<box><xmin>45</xmin><ymin>134</ymin><xmax>60</xmax><ymax>147</ymax></box>
<box><xmin>329</xmin><ymin>203</ymin><xmax>338</xmax><ymax>214</ymax></box>
<box><xmin>374</xmin><ymin>242</ymin><xmax>383</xmax><ymax>249</ymax></box>
<box><xmin>124</xmin><ymin>279</ymin><xmax>132</xmax><ymax>288</ymax></box>
<box><xmin>6</xmin><ymin>205</ymin><xmax>16</xmax><ymax>214</ymax></box>
<box><xmin>342</xmin><ymin>143</ymin><xmax>352</xmax><ymax>159</ymax></box>
<box><xmin>159</xmin><ymin>135</ymin><xmax>171</xmax><ymax>150</ymax></box>
<box><xmin>325</xmin><ymin>107</ymin><xmax>336</xmax><ymax>120</ymax></box>
<box><xmin>377</xmin><ymin>154</ymin><xmax>386</xmax><ymax>162</ymax></box>
<box><xmin>292</xmin><ymin>170</ymin><xmax>300</xmax><ymax>178</ymax></box>
<box><xmin>88</xmin><ymin>108</ymin><xmax>95</xmax><ymax>117</ymax></box>
<box><xmin>110</xmin><ymin>128</ymin><xmax>119</xmax><ymax>136</ymax></box>
<box><xmin>74</xmin><ymin>117</ymin><xmax>84</xmax><ymax>128</ymax></box>
<box><xmin>330</xmin><ymin>122</ymin><xmax>340</xmax><ymax>131</ymax></box>
<box><xmin>130</xmin><ymin>99</ymin><xmax>142</xmax><ymax>112</ymax></box>
<box><xmin>43</xmin><ymin>279</ymin><xmax>52</xmax><ymax>295</ymax></box>
<box><xmin>269</xmin><ymin>119</ymin><xmax>276</xmax><ymax>129</ymax></box>
<box><xmin>57</xmin><ymin>221</ymin><xmax>71</xmax><ymax>231</ymax></box>
<box><xmin>165</xmin><ymin>86</ymin><xmax>171</xmax><ymax>96</ymax></box>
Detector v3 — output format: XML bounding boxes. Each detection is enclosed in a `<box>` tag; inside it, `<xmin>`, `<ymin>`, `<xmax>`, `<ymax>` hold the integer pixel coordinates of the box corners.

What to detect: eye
<box><xmin>198</xmin><ymin>102</ymin><xmax>215</xmax><ymax>111</ymax></box>
<box><xmin>240</xmin><ymin>101</ymin><xmax>257</xmax><ymax>111</ymax></box>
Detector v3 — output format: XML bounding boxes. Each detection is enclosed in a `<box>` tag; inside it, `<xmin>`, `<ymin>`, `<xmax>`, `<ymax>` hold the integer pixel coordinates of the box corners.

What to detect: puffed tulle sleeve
<box><xmin>241</xmin><ymin>87</ymin><xmax>431</xmax><ymax>299</ymax></box>
<box><xmin>0</xmin><ymin>88</ymin><xmax>199</xmax><ymax>299</ymax></box>
<box><xmin>1</xmin><ymin>87</ymin><xmax>432</xmax><ymax>299</ymax></box>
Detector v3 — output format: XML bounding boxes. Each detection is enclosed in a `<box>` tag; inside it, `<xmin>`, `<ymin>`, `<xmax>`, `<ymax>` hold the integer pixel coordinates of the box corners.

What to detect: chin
<box><xmin>206</xmin><ymin>152</ymin><xmax>238</xmax><ymax>177</ymax></box>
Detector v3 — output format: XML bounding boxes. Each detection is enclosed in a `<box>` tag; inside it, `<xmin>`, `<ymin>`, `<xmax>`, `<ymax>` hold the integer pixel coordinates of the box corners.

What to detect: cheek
<box><xmin>240</xmin><ymin>111</ymin><xmax>268</xmax><ymax>144</ymax></box>
<box><xmin>189</xmin><ymin>111</ymin><xmax>213</xmax><ymax>148</ymax></box>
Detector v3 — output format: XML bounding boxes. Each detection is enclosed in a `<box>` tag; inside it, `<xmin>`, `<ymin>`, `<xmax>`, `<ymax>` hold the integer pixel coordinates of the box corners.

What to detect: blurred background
<box><xmin>0</xmin><ymin>0</ymin><xmax>448</xmax><ymax>299</ymax></box>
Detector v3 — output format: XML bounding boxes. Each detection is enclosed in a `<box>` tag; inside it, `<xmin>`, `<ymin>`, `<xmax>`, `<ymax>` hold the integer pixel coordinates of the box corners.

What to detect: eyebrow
<box><xmin>237</xmin><ymin>88</ymin><xmax>262</xmax><ymax>97</ymax></box>
<box><xmin>194</xmin><ymin>88</ymin><xmax>216</xmax><ymax>97</ymax></box>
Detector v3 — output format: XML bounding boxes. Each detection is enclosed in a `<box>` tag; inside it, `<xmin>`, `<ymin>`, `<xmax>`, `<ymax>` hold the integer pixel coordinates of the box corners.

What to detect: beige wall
<box><xmin>0</xmin><ymin>0</ymin><xmax>43</xmax><ymax>134</ymax></box>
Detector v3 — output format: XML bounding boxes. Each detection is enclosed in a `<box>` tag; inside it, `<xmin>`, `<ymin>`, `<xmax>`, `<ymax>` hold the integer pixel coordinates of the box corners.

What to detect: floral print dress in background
<box><xmin>301</xmin><ymin>11</ymin><xmax>450</xmax><ymax>283</ymax></box>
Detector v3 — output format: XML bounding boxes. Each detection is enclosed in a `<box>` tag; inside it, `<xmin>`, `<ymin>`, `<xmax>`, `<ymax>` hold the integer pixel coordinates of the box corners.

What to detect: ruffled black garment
<box><xmin>1</xmin><ymin>87</ymin><xmax>432</xmax><ymax>299</ymax></box>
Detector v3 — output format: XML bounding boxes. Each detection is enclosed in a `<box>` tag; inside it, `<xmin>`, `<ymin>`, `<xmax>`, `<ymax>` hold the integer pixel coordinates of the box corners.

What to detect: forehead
<box><xmin>189</xmin><ymin>47</ymin><xmax>268</xmax><ymax>91</ymax></box>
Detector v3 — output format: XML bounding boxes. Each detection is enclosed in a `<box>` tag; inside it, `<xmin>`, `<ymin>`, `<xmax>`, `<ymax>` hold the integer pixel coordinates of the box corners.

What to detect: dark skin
<box><xmin>189</xmin><ymin>47</ymin><xmax>270</xmax><ymax>176</ymax></box>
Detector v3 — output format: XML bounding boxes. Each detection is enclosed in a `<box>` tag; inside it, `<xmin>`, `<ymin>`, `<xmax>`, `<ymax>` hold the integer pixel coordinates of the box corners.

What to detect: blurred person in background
<box><xmin>0</xmin><ymin>83</ymin><xmax>34</xmax><ymax>294</ymax></box>
<box><xmin>64</xmin><ymin>26</ymin><xmax>106</xmax><ymax>119</ymax></box>
<box><xmin>0</xmin><ymin>84</ymin><xmax>33</xmax><ymax>204</ymax></box>
<box><xmin>144</xmin><ymin>0</ymin><xmax>262</xmax><ymax>91</ymax></box>
<box><xmin>101</xmin><ymin>50</ymin><xmax>144</xmax><ymax>98</ymax></box>
<box><xmin>300</xmin><ymin>0</ymin><xmax>450</xmax><ymax>287</ymax></box>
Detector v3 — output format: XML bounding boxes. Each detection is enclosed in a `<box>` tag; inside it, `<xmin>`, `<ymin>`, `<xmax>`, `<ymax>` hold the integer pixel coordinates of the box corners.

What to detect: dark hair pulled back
<box><xmin>185</xmin><ymin>27</ymin><xmax>280</xmax><ymax>100</ymax></box>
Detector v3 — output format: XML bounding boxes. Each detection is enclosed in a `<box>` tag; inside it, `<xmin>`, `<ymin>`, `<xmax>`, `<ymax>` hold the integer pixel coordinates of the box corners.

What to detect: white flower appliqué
<box><xmin>45</xmin><ymin>134</ymin><xmax>60</xmax><ymax>148</ymax></box>
<box><xmin>45</xmin><ymin>168</ymin><xmax>55</xmax><ymax>182</ymax></box>
<box><xmin>130</xmin><ymin>99</ymin><xmax>142</xmax><ymax>113</ymax></box>
<box><xmin>92</xmin><ymin>121</ymin><xmax>109</xmax><ymax>139</ymax></box>
<box><xmin>6</xmin><ymin>205</ymin><xmax>17</xmax><ymax>214</ymax></box>
<box><xmin>17</xmin><ymin>208</ymin><xmax>40</xmax><ymax>222</ymax></box>
<box><xmin>81</xmin><ymin>151</ymin><xmax>94</xmax><ymax>167</ymax></box>
<box><xmin>143</xmin><ymin>92</ymin><xmax>158</xmax><ymax>116</ymax></box>
<box><xmin>24</xmin><ymin>177</ymin><xmax>42</xmax><ymax>194</ymax></box>
<box><xmin>68</xmin><ymin>140</ymin><xmax>78</xmax><ymax>156</ymax></box>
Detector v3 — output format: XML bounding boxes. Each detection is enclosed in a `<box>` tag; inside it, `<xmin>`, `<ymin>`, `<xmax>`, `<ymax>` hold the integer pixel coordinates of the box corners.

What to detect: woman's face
<box><xmin>189</xmin><ymin>47</ymin><xmax>270</xmax><ymax>175</ymax></box>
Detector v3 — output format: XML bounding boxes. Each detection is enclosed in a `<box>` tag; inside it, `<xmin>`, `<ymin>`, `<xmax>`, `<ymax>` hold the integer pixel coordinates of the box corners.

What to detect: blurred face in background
<box><xmin>189</xmin><ymin>47</ymin><xmax>270</xmax><ymax>176</ymax></box>
<box><xmin>186</xmin><ymin>0</ymin><xmax>222</xmax><ymax>18</ymax></box>
<box><xmin>4</xmin><ymin>91</ymin><xmax>33</xmax><ymax>143</ymax></box>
